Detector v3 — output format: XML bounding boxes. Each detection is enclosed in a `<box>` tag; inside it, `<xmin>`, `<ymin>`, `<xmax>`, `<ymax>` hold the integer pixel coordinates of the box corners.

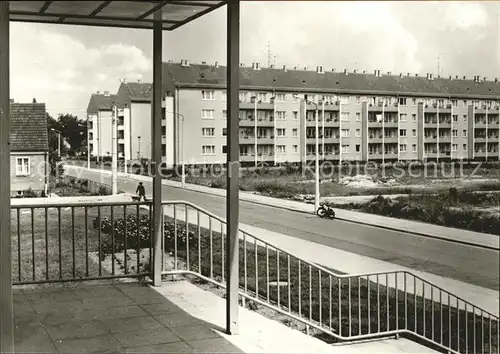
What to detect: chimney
<box><xmin>104</xmin><ymin>91</ymin><xmax>110</xmax><ymax>96</ymax></box>
<box><xmin>387</xmin><ymin>71</ymin><xmax>391</xmax><ymax>75</ymax></box>
<box><xmin>407</xmin><ymin>72</ymin><xmax>410</xmax><ymax>76</ymax></box>
<box><xmin>254</xmin><ymin>62</ymin><xmax>260</xmax><ymax>70</ymax></box>
<box><xmin>240</xmin><ymin>63</ymin><xmax>244</xmax><ymax>67</ymax></box>
<box><xmin>343</xmin><ymin>69</ymin><xmax>347</xmax><ymax>74</ymax></box>
<box><xmin>463</xmin><ymin>76</ymin><xmax>466</xmax><ymax>80</ymax></box>
<box><xmin>495</xmin><ymin>78</ymin><xmax>498</xmax><ymax>83</ymax></box>
<box><xmin>96</xmin><ymin>91</ymin><xmax>100</xmax><ymax>94</ymax></box>
<box><xmin>331</xmin><ymin>68</ymin><xmax>336</xmax><ymax>72</ymax></box>
<box><xmin>9</xmin><ymin>98</ymin><xmax>14</xmax><ymax>103</ymax></box>
<box><xmin>316</xmin><ymin>66</ymin><xmax>324</xmax><ymax>74</ymax></box>
<box><xmin>483</xmin><ymin>77</ymin><xmax>487</xmax><ymax>81</ymax></box>
<box><xmin>353</xmin><ymin>69</ymin><xmax>357</xmax><ymax>74</ymax></box>
<box><xmin>399</xmin><ymin>73</ymin><xmax>403</xmax><ymax>78</ymax></box>
<box><xmin>270</xmin><ymin>64</ymin><xmax>274</xmax><ymax>69</ymax></box>
<box><xmin>456</xmin><ymin>75</ymin><xmax>459</xmax><ymax>79</ymax></box>
<box><xmin>449</xmin><ymin>75</ymin><xmax>452</xmax><ymax>80</ymax></box>
<box><xmin>294</xmin><ymin>66</ymin><xmax>298</xmax><ymax>70</ymax></box>
<box><xmin>303</xmin><ymin>66</ymin><xmax>307</xmax><ymax>71</ymax></box>
<box><xmin>201</xmin><ymin>61</ymin><xmax>207</xmax><ymax>65</ymax></box>
<box><xmin>415</xmin><ymin>74</ymin><xmax>418</xmax><ymax>77</ymax></box>
<box><xmin>282</xmin><ymin>65</ymin><xmax>287</xmax><ymax>72</ymax></box>
<box><xmin>362</xmin><ymin>70</ymin><xmax>366</xmax><ymax>74</ymax></box>
<box><xmin>181</xmin><ymin>59</ymin><xmax>190</xmax><ymax>67</ymax></box>
<box><xmin>32</xmin><ymin>98</ymin><xmax>37</xmax><ymax>103</ymax></box>
<box><xmin>215</xmin><ymin>61</ymin><xmax>219</xmax><ymax>68</ymax></box>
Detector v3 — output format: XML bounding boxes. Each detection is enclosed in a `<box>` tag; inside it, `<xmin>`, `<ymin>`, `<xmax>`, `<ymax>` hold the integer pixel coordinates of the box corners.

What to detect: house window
<box><xmin>412</xmin><ymin>114</ymin><xmax>417</xmax><ymax>122</ymax></box>
<box><xmin>277</xmin><ymin>128</ymin><xmax>286</xmax><ymax>137</ymax></box>
<box><xmin>293</xmin><ymin>145</ymin><xmax>298</xmax><ymax>153</ymax></box>
<box><xmin>399</xmin><ymin>129</ymin><xmax>407</xmax><ymax>137</ymax></box>
<box><xmin>276</xmin><ymin>111</ymin><xmax>286</xmax><ymax>120</ymax></box>
<box><xmin>202</xmin><ymin>128</ymin><xmax>215</xmax><ymax>137</ymax></box>
<box><xmin>222</xmin><ymin>128</ymin><xmax>227</xmax><ymax>136</ymax></box>
<box><xmin>341</xmin><ymin>144</ymin><xmax>349</xmax><ymax>153</ymax></box>
<box><xmin>222</xmin><ymin>91</ymin><xmax>227</xmax><ymax>101</ymax></box>
<box><xmin>201</xmin><ymin>90</ymin><xmax>215</xmax><ymax>100</ymax></box>
<box><xmin>463</xmin><ymin>130</ymin><xmax>467</xmax><ymax>137</ymax></box>
<box><xmin>356</xmin><ymin>96</ymin><xmax>361</xmax><ymax>104</ymax></box>
<box><xmin>355</xmin><ymin>144</ymin><xmax>360</xmax><ymax>152</ymax></box>
<box><xmin>453</xmin><ymin>114</ymin><xmax>458</xmax><ymax>122</ymax></box>
<box><xmin>276</xmin><ymin>145</ymin><xmax>286</xmax><ymax>153</ymax></box>
<box><xmin>222</xmin><ymin>110</ymin><xmax>227</xmax><ymax>119</ymax></box>
<box><xmin>202</xmin><ymin>109</ymin><xmax>215</xmax><ymax>119</ymax></box>
<box><xmin>452</xmin><ymin>129</ymin><xmax>458</xmax><ymax>137</ymax></box>
<box><xmin>202</xmin><ymin>145</ymin><xmax>215</xmax><ymax>155</ymax></box>
<box><xmin>239</xmin><ymin>91</ymin><xmax>248</xmax><ymax>102</ymax></box>
<box><xmin>275</xmin><ymin>93</ymin><xmax>286</xmax><ymax>102</ymax></box>
<box><xmin>452</xmin><ymin>144</ymin><xmax>458</xmax><ymax>151</ymax></box>
<box><xmin>463</xmin><ymin>144</ymin><xmax>467</xmax><ymax>151</ymax></box>
<box><xmin>412</xmin><ymin>129</ymin><xmax>417</xmax><ymax>137</ymax></box>
<box><xmin>451</xmin><ymin>100</ymin><xmax>458</xmax><ymax>107</ymax></box>
<box><xmin>341</xmin><ymin>129</ymin><xmax>350</xmax><ymax>137</ymax></box>
<box><xmin>292</xmin><ymin>128</ymin><xmax>298</xmax><ymax>137</ymax></box>
<box><xmin>463</xmin><ymin>114</ymin><xmax>467</xmax><ymax>122</ymax></box>
<box><xmin>16</xmin><ymin>157</ymin><xmax>30</xmax><ymax>176</ymax></box>
<box><xmin>355</xmin><ymin>129</ymin><xmax>361</xmax><ymax>137</ymax></box>
<box><xmin>356</xmin><ymin>112</ymin><xmax>361</xmax><ymax>121</ymax></box>
<box><xmin>398</xmin><ymin>97</ymin><xmax>407</xmax><ymax>106</ymax></box>
<box><xmin>257</xmin><ymin>92</ymin><xmax>267</xmax><ymax>102</ymax></box>
<box><xmin>400</xmin><ymin>144</ymin><xmax>407</xmax><ymax>152</ymax></box>
<box><xmin>293</xmin><ymin>94</ymin><xmax>299</xmax><ymax>102</ymax></box>
<box><xmin>412</xmin><ymin>144</ymin><xmax>417</xmax><ymax>152</ymax></box>
<box><xmin>412</xmin><ymin>98</ymin><xmax>417</xmax><ymax>105</ymax></box>
<box><xmin>399</xmin><ymin>113</ymin><xmax>407</xmax><ymax>122</ymax></box>
<box><xmin>341</xmin><ymin>112</ymin><xmax>349</xmax><ymax>121</ymax></box>
<box><xmin>222</xmin><ymin>145</ymin><xmax>227</xmax><ymax>154</ymax></box>
<box><xmin>339</xmin><ymin>96</ymin><xmax>349</xmax><ymax>104</ymax></box>
<box><xmin>293</xmin><ymin>111</ymin><xmax>298</xmax><ymax>120</ymax></box>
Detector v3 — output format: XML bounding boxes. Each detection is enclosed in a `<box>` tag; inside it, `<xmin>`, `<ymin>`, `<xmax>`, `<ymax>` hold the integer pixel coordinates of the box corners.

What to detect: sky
<box><xmin>9</xmin><ymin>1</ymin><xmax>500</xmax><ymax>119</ymax></box>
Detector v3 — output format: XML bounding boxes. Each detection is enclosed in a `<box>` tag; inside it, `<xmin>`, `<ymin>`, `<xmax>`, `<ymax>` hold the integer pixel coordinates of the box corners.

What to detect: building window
<box><xmin>201</xmin><ymin>90</ymin><xmax>215</xmax><ymax>100</ymax></box>
<box><xmin>222</xmin><ymin>145</ymin><xmax>227</xmax><ymax>154</ymax></box>
<box><xmin>412</xmin><ymin>129</ymin><xmax>417</xmax><ymax>137</ymax></box>
<box><xmin>293</xmin><ymin>94</ymin><xmax>299</xmax><ymax>102</ymax></box>
<box><xmin>451</xmin><ymin>100</ymin><xmax>458</xmax><ymax>107</ymax></box>
<box><xmin>399</xmin><ymin>113</ymin><xmax>407</xmax><ymax>122</ymax></box>
<box><xmin>202</xmin><ymin>128</ymin><xmax>215</xmax><ymax>137</ymax></box>
<box><xmin>276</xmin><ymin>111</ymin><xmax>286</xmax><ymax>120</ymax></box>
<box><xmin>452</xmin><ymin>144</ymin><xmax>458</xmax><ymax>151</ymax></box>
<box><xmin>293</xmin><ymin>145</ymin><xmax>298</xmax><ymax>153</ymax></box>
<box><xmin>202</xmin><ymin>109</ymin><xmax>215</xmax><ymax>119</ymax></box>
<box><xmin>453</xmin><ymin>114</ymin><xmax>458</xmax><ymax>122</ymax></box>
<box><xmin>412</xmin><ymin>98</ymin><xmax>417</xmax><ymax>106</ymax></box>
<box><xmin>463</xmin><ymin>144</ymin><xmax>467</xmax><ymax>151</ymax></box>
<box><xmin>463</xmin><ymin>130</ymin><xmax>467</xmax><ymax>137</ymax></box>
<box><xmin>398</xmin><ymin>97</ymin><xmax>407</xmax><ymax>106</ymax></box>
<box><xmin>399</xmin><ymin>129</ymin><xmax>407</xmax><ymax>137</ymax></box>
<box><xmin>339</xmin><ymin>96</ymin><xmax>349</xmax><ymax>104</ymax></box>
<box><xmin>463</xmin><ymin>114</ymin><xmax>467</xmax><ymax>122</ymax></box>
<box><xmin>16</xmin><ymin>157</ymin><xmax>30</xmax><ymax>176</ymax></box>
<box><xmin>355</xmin><ymin>144</ymin><xmax>360</xmax><ymax>152</ymax></box>
<box><xmin>452</xmin><ymin>129</ymin><xmax>458</xmax><ymax>137</ymax></box>
<box><xmin>291</xmin><ymin>128</ymin><xmax>298</xmax><ymax>137</ymax></box>
<box><xmin>341</xmin><ymin>129</ymin><xmax>350</xmax><ymax>137</ymax></box>
<box><xmin>202</xmin><ymin>145</ymin><xmax>215</xmax><ymax>155</ymax></box>
<box><xmin>412</xmin><ymin>144</ymin><xmax>417</xmax><ymax>152</ymax></box>
<box><xmin>257</xmin><ymin>92</ymin><xmax>267</xmax><ymax>102</ymax></box>
<box><xmin>293</xmin><ymin>111</ymin><xmax>298</xmax><ymax>120</ymax></box>
<box><xmin>222</xmin><ymin>110</ymin><xmax>227</xmax><ymax>119</ymax></box>
<box><xmin>275</xmin><ymin>93</ymin><xmax>286</xmax><ymax>102</ymax></box>
<box><xmin>355</xmin><ymin>129</ymin><xmax>361</xmax><ymax>137</ymax></box>
<box><xmin>239</xmin><ymin>91</ymin><xmax>248</xmax><ymax>102</ymax></box>
<box><xmin>400</xmin><ymin>144</ymin><xmax>407</xmax><ymax>152</ymax></box>
<box><xmin>222</xmin><ymin>128</ymin><xmax>227</xmax><ymax>136</ymax></box>
<box><xmin>222</xmin><ymin>91</ymin><xmax>227</xmax><ymax>101</ymax></box>
<box><xmin>356</xmin><ymin>112</ymin><xmax>361</xmax><ymax>121</ymax></box>
<box><xmin>276</xmin><ymin>145</ymin><xmax>286</xmax><ymax>154</ymax></box>
<box><xmin>356</xmin><ymin>96</ymin><xmax>361</xmax><ymax>104</ymax></box>
<box><xmin>412</xmin><ymin>114</ymin><xmax>417</xmax><ymax>122</ymax></box>
<box><xmin>341</xmin><ymin>144</ymin><xmax>349</xmax><ymax>153</ymax></box>
<box><xmin>277</xmin><ymin>128</ymin><xmax>286</xmax><ymax>137</ymax></box>
<box><xmin>341</xmin><ymin>112</ymin><xmax>350</xmax><ymax>121</ymax></box>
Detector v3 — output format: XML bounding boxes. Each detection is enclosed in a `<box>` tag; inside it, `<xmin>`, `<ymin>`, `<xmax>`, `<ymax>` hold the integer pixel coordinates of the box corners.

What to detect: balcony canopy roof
<box><xmin>9</xmin><ymin>0</ymin><xmax>226</xmax><ymax>31</ymax></box>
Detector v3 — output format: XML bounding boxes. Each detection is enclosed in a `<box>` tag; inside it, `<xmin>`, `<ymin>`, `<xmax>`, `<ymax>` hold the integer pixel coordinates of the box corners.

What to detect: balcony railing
<box><xmin>10</xmin><ymin>199</ymin><xmax>499</xmax><ymax>354</ymax></box>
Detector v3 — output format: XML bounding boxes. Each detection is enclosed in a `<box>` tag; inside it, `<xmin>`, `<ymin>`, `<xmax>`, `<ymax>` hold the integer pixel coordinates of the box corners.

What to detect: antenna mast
<box><xmin>437</xmin><ymin>53</ymin><xmax>441</xmax><ymax>77</ymax></box>
<box><xmin>267</xmin><ymin>41</ymin><xmax>271</xmax><ymax>67</ymax></box>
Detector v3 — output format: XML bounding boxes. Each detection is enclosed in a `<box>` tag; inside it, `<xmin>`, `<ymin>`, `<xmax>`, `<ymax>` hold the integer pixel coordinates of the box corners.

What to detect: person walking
<box><xmin>136</xmin><ymin>182</ymin><xmax>146</xmax><ymax>201</ymax></box>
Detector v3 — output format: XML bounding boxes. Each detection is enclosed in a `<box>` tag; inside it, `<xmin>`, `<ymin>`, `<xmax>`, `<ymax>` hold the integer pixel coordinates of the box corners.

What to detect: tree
<box><xmin>57</xmin><ymin>113</ymin><xmax>87</xmax><ymax>156</ymax></box>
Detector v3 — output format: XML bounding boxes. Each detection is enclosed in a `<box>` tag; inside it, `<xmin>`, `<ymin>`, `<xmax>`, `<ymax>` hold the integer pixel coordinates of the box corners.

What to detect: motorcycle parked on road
<box><xmin>316</xmin><ymin>204</ymin><xmax>336</xmax><ymax>219</ymax></box>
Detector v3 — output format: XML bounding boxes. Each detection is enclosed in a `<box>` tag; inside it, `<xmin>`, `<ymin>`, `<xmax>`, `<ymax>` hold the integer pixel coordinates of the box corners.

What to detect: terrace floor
<box><xmin>13</xmin><ymin>278</ymin><xmax>440</xmax><ymax>353</ymax></box>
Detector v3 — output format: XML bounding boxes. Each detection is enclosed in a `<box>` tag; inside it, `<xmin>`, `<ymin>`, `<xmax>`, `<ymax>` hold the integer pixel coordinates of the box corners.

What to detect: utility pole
<box><xmin>111</xmin><ymin>104</ymin><xmax>117</xmax><ymax>194</ymax></box>
<box><xmin>437</xmin><ymin>53</ymin><xmax>441</xmax><ymax>77</ymax></box>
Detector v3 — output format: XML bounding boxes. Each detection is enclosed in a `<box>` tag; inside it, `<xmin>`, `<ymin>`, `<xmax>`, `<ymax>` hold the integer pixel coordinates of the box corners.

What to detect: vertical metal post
<box><xmin>152</xmin><ymin>12</ymin><xmax>163</xmax><ymax>286</ymax></box>
<box><xmin>0</xmin><ymin>1</ymin><xmax>14</xmax><ymax>351</ymax></box>
<box><xmin>226</xmin><ymin>0</ymin><xmax>240</xmax><ymax>335</ymax></box>
<box><xmin>111</xmin><ymin>104</ymin><xmax>117</xmax><ymax>194</ymax></box>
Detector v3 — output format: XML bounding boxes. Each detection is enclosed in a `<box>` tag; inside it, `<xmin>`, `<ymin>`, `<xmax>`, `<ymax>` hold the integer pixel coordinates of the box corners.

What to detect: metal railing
<box><xmin>10</xmin><ymin>200</ymin><xmax>499</xmax><ymax>354</ymax></box>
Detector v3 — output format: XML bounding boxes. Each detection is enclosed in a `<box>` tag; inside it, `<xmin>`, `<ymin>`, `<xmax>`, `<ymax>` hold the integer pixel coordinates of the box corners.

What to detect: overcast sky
<box><xmin>10</xmin><ymin>1</ymin><xmax>500</xmax><ymax>118</ymax></box>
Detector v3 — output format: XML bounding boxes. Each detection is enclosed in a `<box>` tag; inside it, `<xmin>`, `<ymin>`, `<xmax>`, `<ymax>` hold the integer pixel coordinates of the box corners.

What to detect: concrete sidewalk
<box><xmin>65</xmin><ymin>165</ymin><xmax>499</xmax><ymax>250</ymax></box>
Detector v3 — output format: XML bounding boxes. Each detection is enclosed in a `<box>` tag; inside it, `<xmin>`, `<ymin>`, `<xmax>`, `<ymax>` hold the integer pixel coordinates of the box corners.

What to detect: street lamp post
<box><xmin>137</xmin><ymin>136</ymin><xmax>141</xmax><ymax>159</ymax></box>
<box><xmin>50</xmin><ymin>128</ymin><xmax>61</xmax><ymax>157</ymax></box>
<box><xmin>294</xmin><ymin>94</ymin><xmax>320</xmax><ymax>212</ymax></box>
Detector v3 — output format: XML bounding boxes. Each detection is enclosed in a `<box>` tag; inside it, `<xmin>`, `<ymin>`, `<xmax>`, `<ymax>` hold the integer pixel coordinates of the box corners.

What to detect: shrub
<box><xmin>22</xmin><ymin>188</ymin><xmax>38</xmax><ymax>198</ymax></box>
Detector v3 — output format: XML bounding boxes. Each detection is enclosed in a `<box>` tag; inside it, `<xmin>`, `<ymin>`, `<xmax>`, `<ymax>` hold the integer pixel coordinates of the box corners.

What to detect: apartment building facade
<box><xmin>162</xmin><ymin>61</ymin><xmax>500</xmax><ymax>166</ymax></box>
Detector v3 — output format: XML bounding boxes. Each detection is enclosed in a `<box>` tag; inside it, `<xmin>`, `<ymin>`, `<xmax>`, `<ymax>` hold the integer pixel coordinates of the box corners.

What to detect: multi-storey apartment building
<box><xmin>87</xmin><ymin>81</ymin><xmax>173</xmax><ymax>164</ymax></box>
<box><xmin>162</xmin><ymin>61</ymin><xmax>500</xmax><ymax>166</ymax></box>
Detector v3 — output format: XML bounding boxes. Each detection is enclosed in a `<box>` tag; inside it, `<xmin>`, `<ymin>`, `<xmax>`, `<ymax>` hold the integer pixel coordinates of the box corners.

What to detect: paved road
<box><xmin>67</xmin><ymin>168</ymin><xmax>499</xmax><ymax>291</ymax></box>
